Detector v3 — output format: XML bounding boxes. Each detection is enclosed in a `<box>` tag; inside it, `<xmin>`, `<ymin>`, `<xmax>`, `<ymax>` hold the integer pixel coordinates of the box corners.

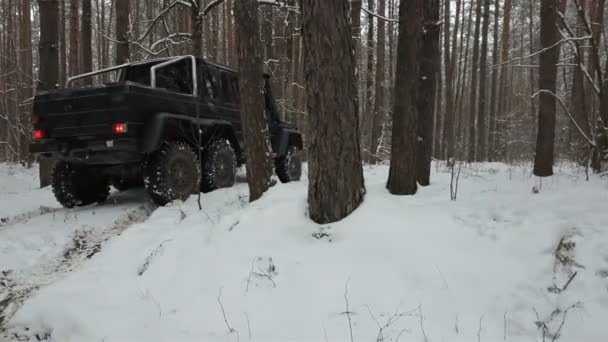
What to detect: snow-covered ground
<box><xmin>1</xmin><ymin>162</ymin><xmax>607</xmax><ymax>341</ymax></box>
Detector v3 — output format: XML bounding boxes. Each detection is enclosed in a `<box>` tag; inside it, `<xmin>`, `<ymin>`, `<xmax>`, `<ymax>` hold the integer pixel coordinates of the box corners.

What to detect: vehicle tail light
<box><xmin>31</xmin><ymin>115</ymin><xmax>40</xmax><ymax>125</ymax></box>
<box><xmin>34</xmin><ymin>130</ymin><xmax>45</xmax><ymax>140</ymax></box>
<box><xmin>113</xmin><ymin>123</ymin><xmax>128</xmax><ymax>134</ymax></box>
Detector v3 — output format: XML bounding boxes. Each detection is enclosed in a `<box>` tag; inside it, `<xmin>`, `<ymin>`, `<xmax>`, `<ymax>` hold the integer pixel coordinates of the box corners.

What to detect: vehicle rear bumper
<box><xmin>30</xmin><ymin>138</ymin><xmax>143</xmax><ymax>164</ymax></box>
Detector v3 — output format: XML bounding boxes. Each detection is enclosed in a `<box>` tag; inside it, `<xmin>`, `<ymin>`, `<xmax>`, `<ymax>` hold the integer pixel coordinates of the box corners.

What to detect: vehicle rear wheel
<box><xmin>201</xmin><ymin>139</ymin><xmax>237</xmax><ymax>193</ymax></box>
<box><xmin>275</xmin><ymin>146</ymin><xmax>302</xmax><ymax>183</ymax></box>
<box><xmin>52</xmin><ymin>161</ymin><xmax>110</xmax><ymax>208</ymax></box>
<box><xmin>143</xmin><ymin>141</ymin><xmax>201</xmax><ymax>206</ymax></box>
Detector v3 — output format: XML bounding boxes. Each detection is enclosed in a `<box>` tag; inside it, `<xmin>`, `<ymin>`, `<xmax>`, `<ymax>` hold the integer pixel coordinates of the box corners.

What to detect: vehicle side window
<box><xmin>231</xmin><ymin>75</ymin><xmax>240</xmax><ymax>105</ymax></box>
<box><xmin>201</xmin><ymin>68</ymin><xmax>219</xmax><ymax>100</ymax></box>
<box><xmin>219</xmin><ymin>72</ymin><xmax>233</xmax><ymax>104</ymax></box>
<box><xmin>156</xmin><ymin>60</ymin><xmax>193</xmax><ymax>95</ymax></box>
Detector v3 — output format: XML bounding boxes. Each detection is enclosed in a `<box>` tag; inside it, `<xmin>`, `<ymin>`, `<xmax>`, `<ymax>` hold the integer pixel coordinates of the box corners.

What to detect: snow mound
<box><xmin>4</xmin><ymin>163</ymin><xmax>608</xmax><ymax>341</ymax></box>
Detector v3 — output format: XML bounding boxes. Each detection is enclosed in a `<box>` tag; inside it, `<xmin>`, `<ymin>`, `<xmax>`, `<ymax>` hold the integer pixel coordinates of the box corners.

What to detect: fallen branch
<box><xmin>217</xmin><ymin>288</ymin><xmax>235</xmax><ymax>333</ymax></box>
<box><xmin>344</xmin><ymin>279</ymin><xmax>354</xmax><ymax>342</ymax></box>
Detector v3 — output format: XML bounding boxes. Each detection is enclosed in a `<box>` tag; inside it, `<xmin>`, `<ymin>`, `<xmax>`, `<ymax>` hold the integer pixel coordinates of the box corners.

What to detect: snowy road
<box><xmin>0</xmin><ymin>165</ymin><xmax>156</xmax><ymax>334</ymax></box>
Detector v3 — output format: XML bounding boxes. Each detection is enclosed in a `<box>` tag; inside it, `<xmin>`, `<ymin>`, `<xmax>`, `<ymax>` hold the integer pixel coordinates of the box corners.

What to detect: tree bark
<box><xmin>80</xmin><ymin>0</ymin><xmax>93</xmax><ymax>81</ymax></box>
<box><xmin>387</xmin><ymin>0</ymin><xmax>423</xmax><ymax>195</ymax></box>
<box><xmin>533</xmin><ymin>0</ymin><xmax>560</xmax><ymax>177</ymax></box>
<box><xmin>68</xmin><ymin>0</ymin><xmax>79</xmax><ymax>77</ymax></box>
<box><xmin>234</xmin><ymin>0</ymin><xmax>274</xmax><ymax>202</ymax></box>
<box><xmin>370</xmin><ymin>0</ymin><xmax>386</xmax><ymax>163</ymax></box>
<box><xmin>416</xmin><ymin>0</ymin><xmax>440</xmax><ymax>186</ymax></box>
<box><xmin>303</xmin><ymin>0</ymin><xmax>365</xmax><ymax>223</ymax></box>
<box><xmin>37</xmin><ymin>0</ymin><xmax>61</xmax><ymax>187</ymax></box>
<box><xmin>467</xmin><ymin>0</ymin><xmax>482</xmax><ymax>162</ymax></box>
<box><xmin>19</xmin><ymin>0</ymin><xmax>33</xmax><ymax>162</ymax></box>
<box><xmin>488</xmin><ymin>0</ymin><xmax>500</xmax><ymax>161</ymax></box>
<box><xmin>442</xmin><ymin>0</ymin><xmax>458</xmax><ymax>161</ymax></box>
<box><xmin>476</xmin><ymin>0</ymin><xmax>491</xmax><ymax>161</ymax></box>
<box><xmin>496</xmin><ymin>0</ymin><xmax>513</xmax><ymax>160</ymax></box>
<box><xmin>59</xmin><ymin>0</ymin><xmax>67</xmax><ymax>86</ymax></box>
<box><xmin>115</xmin><ymin>0</ymin><xmax>130</xmax><ymax>64</ymax></box>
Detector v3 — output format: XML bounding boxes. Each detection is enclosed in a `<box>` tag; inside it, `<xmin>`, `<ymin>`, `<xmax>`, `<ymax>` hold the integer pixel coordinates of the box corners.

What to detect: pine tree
<box><xmin>303</xmin><ymin>0</ymin><xmax>365</xmax><ymax>223</ymax></box>
<box><xmin>387</xmin><ymin>0</ymin><xmax>423</xmax><ymax>195</ymax></box>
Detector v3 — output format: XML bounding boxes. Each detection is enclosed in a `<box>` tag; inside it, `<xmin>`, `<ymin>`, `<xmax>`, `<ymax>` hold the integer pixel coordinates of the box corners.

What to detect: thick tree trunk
<box><xmin>234</xmin><ymin>0</ymin><xmax>274</xmax><ymax>202</ymax></box>
<box><xmin>303</xmin><ymin>0</ymin><xmax>365</xmax><ymax>223</ymax></box>
<box><xmin>387</xmin><ymin>0</ymin><xmax>423</xmax><ymax>195</ymax></box>
<box><xmin>467</xmin><ymin>0</ymin><xmax>483</xmax><ymax>162</ymax></box>
<box><xmin>59</xmin><ymin>0</ymin><xmax>67</xmax><ymax>86</ymax></box>
<box><xmin>80</xmin><ymin>0</ymin><xmax>93</xmax><ymax>82</ymax></box>
<box><xmin>37</xmin><ymin>0</ymin><xmax>61</xmax><ymax>187</ymax></box>
<box><xmin>192</xmin><ymin>0</ymin><xmax>203</xmax><ymax>57</ymax></box>
<box><xmin>416</xmin><ymin>0</ymin><xmax>440</xmax><ymax>186</ymax></box>
<box><xmin>68</xmin><ymin>0</ymin><xmax>79</xmax><ymax>77</ymax></box>
<box><xmin>476</xmin><ymin>0</ymin><xmax>491</xmax><ymax>161</ymax></box>
<box><xmin>533</xmin><ymin>0</ymin><xmax>560</xmax><ymax>177</ymax></box>
<box><xmin>115</xmin><ymin>0</ymin><xmax>130</xmax><ymax>64</ymax></box>
<box><xmin>370</xmin><ymin>0</ymin><xmax>386</xmax><ymax>163</ymax></box>
<box><xmin>225</xmin><ymin>0</ymin><xmax>234</xmax><ymax>64</ymax></box>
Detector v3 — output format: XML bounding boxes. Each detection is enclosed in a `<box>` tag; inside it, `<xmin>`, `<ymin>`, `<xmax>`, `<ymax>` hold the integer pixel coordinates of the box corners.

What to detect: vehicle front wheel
<box><xmin>52</xmin><ymin>161</ymin><xmax>110</xmax><ymax>208</ymax></box>
<box><xmin>144</xmin><ymin>141</ymin><xmax>201</xmax><ymax>206</ymax></box>
<box><xmin>201</xmin><ymin>139</ymin><xmax>237</xmax><ymax>193</ymax></box>
<box><xmin>275</xmin><ymin>146</ymin><xmax>302</xmax><ymax>183</ymax></box>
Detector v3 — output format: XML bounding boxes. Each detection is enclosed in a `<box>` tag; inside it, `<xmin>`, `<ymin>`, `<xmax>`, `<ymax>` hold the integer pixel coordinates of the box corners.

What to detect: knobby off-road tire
<box><xmin>201</xmin><ymin>139</ymin><xmax>237</xmax><ymax>193</ymax></box>
<box><xmin>275</xmin><ymin>146</ymin><xmax>302</xmax><ymax>183</ymax></box>
<box><xmin>52</xmin><ymin>161</ymin><xmax>110</xmax><ymax>208</ymax></box>
<box><xmin>143</xmin><ymin>141</ymin><xmax>202</xmax><ymax>206</ymax></box>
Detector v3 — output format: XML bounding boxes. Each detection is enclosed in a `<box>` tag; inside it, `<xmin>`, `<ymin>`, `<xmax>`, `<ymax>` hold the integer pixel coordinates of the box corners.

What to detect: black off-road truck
<box><xmin>30</xmin><ymin>55</ymin><xmax>303</xmax><ymax>207</ymax></box>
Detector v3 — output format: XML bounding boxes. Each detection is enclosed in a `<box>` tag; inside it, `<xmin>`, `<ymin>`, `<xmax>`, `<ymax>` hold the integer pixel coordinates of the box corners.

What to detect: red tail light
<box><xmin>34</xmin><ymin>130</ymin><xmax>45</xmax><ymax>140</ymax></box>
<box><xmin>113</xmin><ymin>123</ymin><xmax>128</xmax><ymax>134</ymax></box>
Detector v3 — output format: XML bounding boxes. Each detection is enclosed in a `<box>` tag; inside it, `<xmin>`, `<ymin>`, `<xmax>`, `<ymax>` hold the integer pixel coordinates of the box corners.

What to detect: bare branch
<box><xmin>532</xmin><ymin>90</ymin><xmax>596</xmax><ymax>147</ymax></box>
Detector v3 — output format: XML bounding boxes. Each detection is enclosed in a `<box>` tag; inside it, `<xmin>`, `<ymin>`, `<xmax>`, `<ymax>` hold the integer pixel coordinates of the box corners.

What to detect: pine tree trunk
<box><xmin>303</xmin><ymin>0</ymin><xmax>365</xmax><ymax>223</ymax></box>
<box><xmin>387</xmin><ymin>0</ymin><xmax>423</xmax><ymax>195</ymax></box>
<box><xmin>115</xmin><ymin>0</ymin><xmax>130</xmax><ymax>64</ymax></box>
<box><xmin>19</xmin><ymin>0</ymin><xmax>33</xmax><ymax>163</ymax></box>
<box><xmin>476</xmin><ymin>0</ymin><xmax>491</xmax><ymax>161</ymax></box>
<box><xmin>496</xmin><ymin>0</ymin><xmax>513</xmax><ymax>160</ymax></box>
<box><xmin>533</xmin><ymin>0</ymin><xmax>560</xmax><ymax>177</ymax></box>
<box><xmin>416</xmin><ymin>0</ymin><xmax>440</xmax><ymax>186</ymax></box>
<box><xmin>234</xmin><ymin>0</ymin><xmax>274</xmax><ymax>202</ymax></box>
<box><xmin>442</xmin><ymin>0</ymin><xmax>457</xmax><ymax>161</ymax></box>
<box><xmin>363</xmin><ymin>0</ymin><xmax>375</xmax><ymax>160</ymax></box>
<box><xmin>570</xmin><ymin>2</ymin><xmax>590</xmax><ymax>164</ymax></box>
<box><xmin>488</xmin><ymin>0</ymin><xmax>500</xmax><ymax>161</ymax></box>
<box><xmin>59</xmin><ymin>0</ymin><xmax>67</xmax><ymax>86</ymax></box>
<box><xmin>455</xmin><ymin>0</ymin><xmax>474</xmax><ymax>159</ymax></box>
<box><xmin>192</xmin><ymin>0</ymin><xmax>203</xmax><ymax>57</ymax></box>
<box><xmin>37</xmin><ymin>0</ymin><xmax>61</xmax><ymax>187</ymax></box>
<box><xmin>80</xmin><ymin>0</ymin><xmax>93</xmax><ymax>82</ymax></box>
<box><xmin>468</xmin><ymin>0</ymin><xmax>483</xmax><ymax>162</ymax></box>
<box><xmin>370</xmin><ymin>0</ymin><xmax>386</xmax><ymax>163</ymax></box>
<box><xmin>225</xmin><ymin>0</ymin><xmax>234</xmax><ymax>64</ymax></box>
<box><xmin>68</xmin><ymin>0</ymin><xmax>79</xmax><ymax>77</ymax></box>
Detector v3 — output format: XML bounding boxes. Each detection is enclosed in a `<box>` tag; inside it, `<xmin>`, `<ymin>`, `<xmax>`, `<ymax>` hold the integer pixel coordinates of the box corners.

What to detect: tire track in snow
<box><xmin>0</xmin><ymin>203</ymin><xmax>156</xmax><ymax>335</ymax></box>
<box><xmin>0</xmin><ymin>206</ymin><xmax>62</xmax><ymax>231</ymax></box>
